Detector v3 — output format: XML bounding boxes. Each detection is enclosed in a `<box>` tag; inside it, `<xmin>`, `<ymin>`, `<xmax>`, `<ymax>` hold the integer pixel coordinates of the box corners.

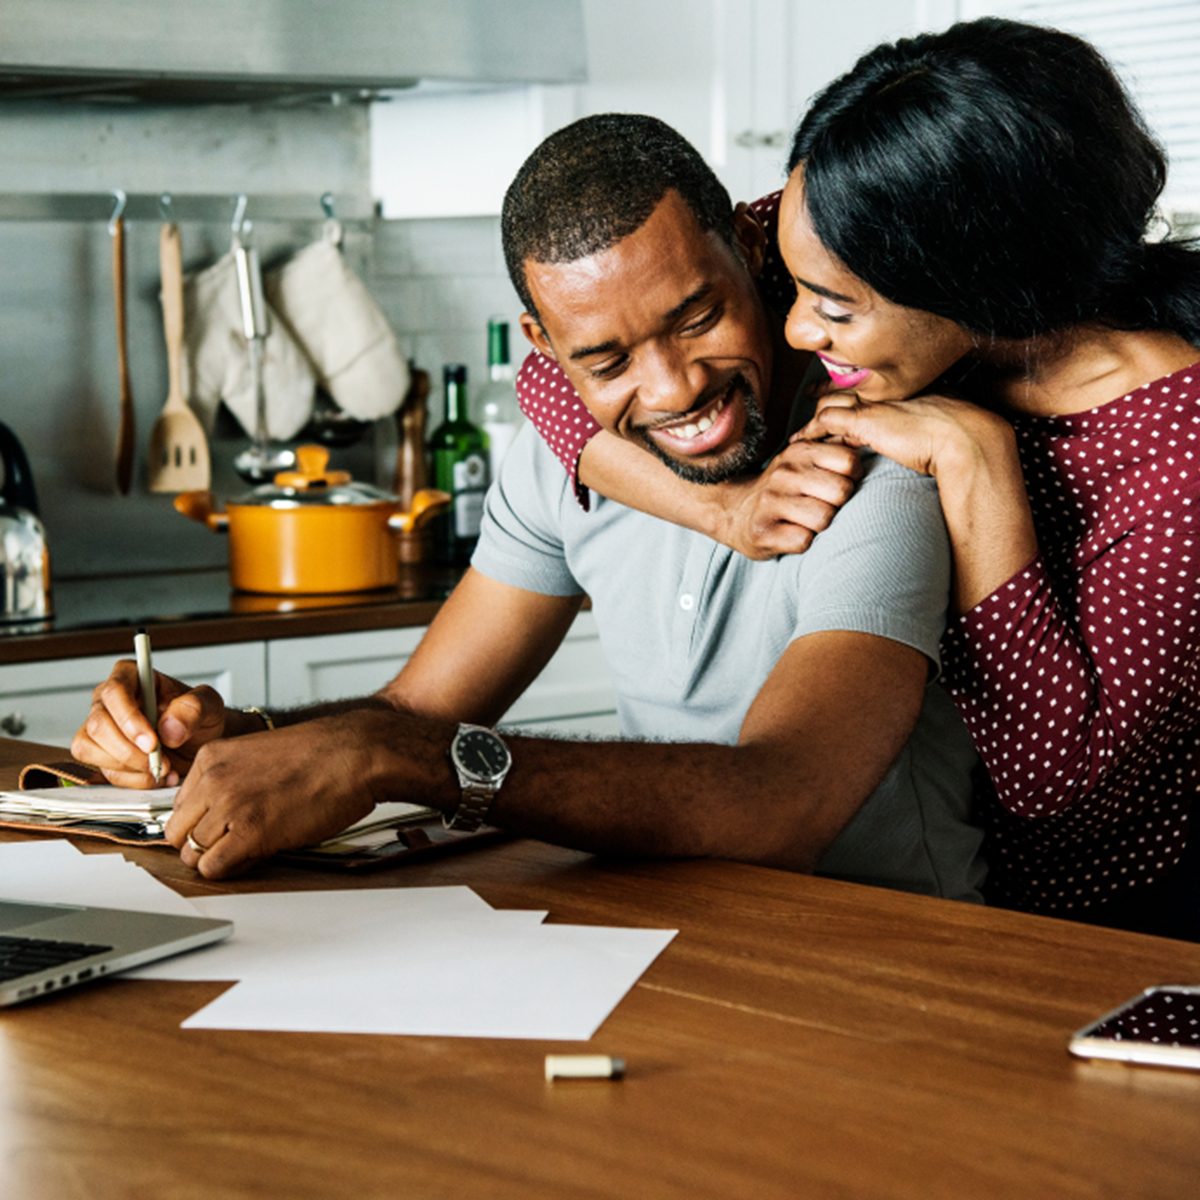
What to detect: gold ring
<box><xmin>185</xmin><ymin>832</ymin><xmax>209</xmax><ymax>854</ymax></box>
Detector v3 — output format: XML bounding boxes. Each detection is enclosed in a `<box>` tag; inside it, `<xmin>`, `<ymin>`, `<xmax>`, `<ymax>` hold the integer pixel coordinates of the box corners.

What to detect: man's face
<box><xmin>521</xmin><ymin>191</ymin><xmax>775</xmax><ymax>484</ymax></box>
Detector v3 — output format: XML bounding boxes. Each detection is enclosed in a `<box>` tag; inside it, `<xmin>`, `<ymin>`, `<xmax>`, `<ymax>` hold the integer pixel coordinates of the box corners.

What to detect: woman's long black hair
<box><xmin>789</xmin><ymin>17</ymin><xmax>1200</xmax><ymax>345</ymax></box>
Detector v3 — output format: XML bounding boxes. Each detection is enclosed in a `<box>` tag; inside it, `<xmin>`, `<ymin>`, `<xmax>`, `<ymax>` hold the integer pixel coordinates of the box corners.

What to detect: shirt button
<box><xmin>679</xmin><ymin>593</ymin><xmax>695</xmax><ymax>611</ymax></box>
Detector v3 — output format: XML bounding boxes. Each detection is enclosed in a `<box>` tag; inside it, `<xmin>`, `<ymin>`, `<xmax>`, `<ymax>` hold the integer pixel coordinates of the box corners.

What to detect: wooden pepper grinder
<box><xmin>393</xmin><ymin>365</ymin><xmax>432</xmax><ymax>564</ymax></box>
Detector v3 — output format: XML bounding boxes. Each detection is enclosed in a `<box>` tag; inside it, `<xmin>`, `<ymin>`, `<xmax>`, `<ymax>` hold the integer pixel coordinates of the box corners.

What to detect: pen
<box><xmin>133</xmin><ymin>628</ymin><xmax>163</xmax><ymax>783</ymax></box>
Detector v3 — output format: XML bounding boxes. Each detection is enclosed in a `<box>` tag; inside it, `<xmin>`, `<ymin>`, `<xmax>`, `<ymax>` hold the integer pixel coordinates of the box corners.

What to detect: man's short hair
<box><xmin>501</xmin><ymin>113</ymin><xmax>734</xmax><ymax>319</ymax></box>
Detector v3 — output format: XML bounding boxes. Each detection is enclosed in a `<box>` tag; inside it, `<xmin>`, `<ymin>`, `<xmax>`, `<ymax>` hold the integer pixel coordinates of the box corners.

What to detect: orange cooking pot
<box><xmin>175</xmin><ymin>445</ymin><xmax>449</xmax><ymax>595</ymax></box>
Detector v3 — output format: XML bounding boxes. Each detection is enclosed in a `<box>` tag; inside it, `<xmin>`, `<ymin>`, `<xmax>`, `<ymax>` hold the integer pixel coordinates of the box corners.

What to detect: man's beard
<box><xmin>632</xmin><ymin>373</ymin><xmax>770</xmax><ymax>485</ymax></box>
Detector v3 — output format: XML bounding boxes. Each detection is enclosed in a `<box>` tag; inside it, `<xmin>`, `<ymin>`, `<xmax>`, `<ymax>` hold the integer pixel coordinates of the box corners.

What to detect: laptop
<box><xmin>0</xmin><ymin>898</ymin><xmax>232</xmax><ymax>1007</ymax></box>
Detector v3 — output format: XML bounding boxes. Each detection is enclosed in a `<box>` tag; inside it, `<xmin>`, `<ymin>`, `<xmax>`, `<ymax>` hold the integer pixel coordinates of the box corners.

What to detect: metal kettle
<box><xmin>0</xmin><ymin>420</ymin><xmax>52</xmax><ymax>625</ymax></box>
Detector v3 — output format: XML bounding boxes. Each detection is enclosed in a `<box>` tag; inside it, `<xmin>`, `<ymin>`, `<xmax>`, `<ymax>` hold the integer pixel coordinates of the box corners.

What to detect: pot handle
<box><xmin>387</xmin><ymin>488</ymin><xmax>451</xmax><ymax>534</ymax></box>
<box><xmin>174</xmin><ymin>490</ymin><xmax>229</xmax><ymax>532</ymax></box>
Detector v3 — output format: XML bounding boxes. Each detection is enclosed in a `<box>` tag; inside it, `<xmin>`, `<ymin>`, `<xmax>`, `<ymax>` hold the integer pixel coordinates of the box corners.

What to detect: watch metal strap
<box><xmin>443</xmin><ymin>781</ymin><xmax>494</xmax><ymax>832</ymax></box>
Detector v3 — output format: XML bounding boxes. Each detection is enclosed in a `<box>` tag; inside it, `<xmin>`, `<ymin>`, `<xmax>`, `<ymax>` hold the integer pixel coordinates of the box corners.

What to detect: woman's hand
<box><xmin>800</xmin><ymin>391</ymin><xmax>1037</xmax><ymax>613</ymax></box>
<box><xmin>71</xmin><ymin>661</ymin><xmax>232</xmax><ymax>788</ymax></box>
<box><xmin>796</xmin><ymin>391</ymin><xmax>1011</xmax><ymax>480</ymax></box>
<box><xmin>714</xmin><ymin>439</ymin><xmax>863</xmax><ymax>559</ymax></box>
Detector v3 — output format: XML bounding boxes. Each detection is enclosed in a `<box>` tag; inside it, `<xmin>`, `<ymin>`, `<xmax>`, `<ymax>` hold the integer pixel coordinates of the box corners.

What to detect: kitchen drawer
<box><xmin>0</xmin><ymin>642</ymin><xmax>267</xmax><ymax>748</ymax></box>
<box><xmin>265</xmin><ymin>612</ymin><xmax>618</xmax><ymax>735</ymax></box>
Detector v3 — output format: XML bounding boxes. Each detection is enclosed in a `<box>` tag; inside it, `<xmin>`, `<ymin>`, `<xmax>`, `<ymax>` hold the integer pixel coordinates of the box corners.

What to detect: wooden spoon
<box><xmin>112</xmin><ymin>213</ymin><xmax>135</xmax><ymax>495</ymax></box>
<box><xmin>148</xmin><ymin>223</ymin><xmax>211</xmax><ymax>493</ymax></box>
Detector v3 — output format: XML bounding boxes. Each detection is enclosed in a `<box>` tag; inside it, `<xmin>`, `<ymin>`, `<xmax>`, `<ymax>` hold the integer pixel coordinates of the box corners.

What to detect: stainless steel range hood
<box><xmin>0</xmin><ymin>0</ymin><xmax>587</xmax><ymax>103</ymax></box>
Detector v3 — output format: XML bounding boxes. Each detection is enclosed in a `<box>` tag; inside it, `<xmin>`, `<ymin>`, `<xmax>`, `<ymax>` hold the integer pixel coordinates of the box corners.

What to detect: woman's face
<box><xmin>778</xmin><ymin>168</ymin><xmax>975</xmax><ymax>402</ymax></box>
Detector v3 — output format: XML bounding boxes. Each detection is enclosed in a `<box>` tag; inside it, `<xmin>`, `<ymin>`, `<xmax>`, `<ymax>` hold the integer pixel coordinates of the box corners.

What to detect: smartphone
<box><xmin>1069</xmin><ymin>986</ymin><xmax>1200</xmax><ymax>1070</ymax></box>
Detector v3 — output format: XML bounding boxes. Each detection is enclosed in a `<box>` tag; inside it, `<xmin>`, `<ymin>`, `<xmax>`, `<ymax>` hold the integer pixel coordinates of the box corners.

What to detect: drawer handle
<box><xmin>1</xmin><ymin>712</ymin><xmax>28</xmax><ymax>737</ymax></box>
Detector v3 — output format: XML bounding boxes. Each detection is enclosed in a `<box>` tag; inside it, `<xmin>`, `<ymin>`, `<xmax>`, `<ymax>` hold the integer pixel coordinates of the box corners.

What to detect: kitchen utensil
<box><xmin>174</xmin><ymin>443</ymin><xmax>449</xmax><ymax>595</ymax></box>
<box><xmin>232</xmin><ymin>238</ymin><xmax>295</xmax><ymax>483</ymax></box>
<box><xmin>111</xmin><ymin>213</ymin><xmax>135</xmax><ymax>495</ymax></box>
<box><xmin>392</xmin><ymin>366</ymin><xmax>432</xmax><ymax>564</ymax></box>
<box><xmin>148</xmin><ymin>223</ymin><xmax>211</xmax><ymax>493</ymax></box>
<box><xmin>0</xmin><ymin>421</ymin><xmax>52</xmax><ymax>624</ymax></box>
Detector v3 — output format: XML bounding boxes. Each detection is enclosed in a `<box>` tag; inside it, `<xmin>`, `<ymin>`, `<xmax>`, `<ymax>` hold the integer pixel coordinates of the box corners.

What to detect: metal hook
<box><xmin>158</xmin><ymin>191</ymin><xmax>175</xmax><ymax>222</ymax></box>
<box><xmin>107</xmin><ymin>188</ymin><xmax>127</xmax><ymax>235</ymax></box>
<box><xmin>320</xmin><ymin>191</ymin><xmax>336</xmax><ymax>219</ymax></box>
<box><xmin>230</xmin><ymin>192</ymin><xmax>249</xmax><ymax>240</ymax></box>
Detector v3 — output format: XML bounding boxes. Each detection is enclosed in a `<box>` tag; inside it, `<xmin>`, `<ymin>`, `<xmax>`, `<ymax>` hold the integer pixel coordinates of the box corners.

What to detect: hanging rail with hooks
<box><xmin>0</xmin><ymin>190</ymin><xmax>377</xmax><ymax>224</ymax></box>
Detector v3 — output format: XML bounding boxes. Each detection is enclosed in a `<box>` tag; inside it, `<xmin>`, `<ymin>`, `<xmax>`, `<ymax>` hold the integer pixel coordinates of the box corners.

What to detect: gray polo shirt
<box><xmin>473</xmin><ymin>424</ymin><xmax>984</xmax><ymax>901</ymax></box>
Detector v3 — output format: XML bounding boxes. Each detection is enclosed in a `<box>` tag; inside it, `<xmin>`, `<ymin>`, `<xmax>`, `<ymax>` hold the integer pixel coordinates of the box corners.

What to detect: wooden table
<box><xmin>2</xmin><ymin>736</ymin><xmax>1197</xmax><ymax>1199</ymax></box>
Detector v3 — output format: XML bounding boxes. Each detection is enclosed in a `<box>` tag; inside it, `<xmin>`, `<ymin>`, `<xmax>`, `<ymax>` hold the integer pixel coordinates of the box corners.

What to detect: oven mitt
<box><xmin>265</xmin><ymin>233</ymin><xmax>410</xmax><ymax>422</ymax></box>
<box><xmin>184</xmin><ymin>252</ymin><xmax>316</xmax><ymax>440</ymax></box>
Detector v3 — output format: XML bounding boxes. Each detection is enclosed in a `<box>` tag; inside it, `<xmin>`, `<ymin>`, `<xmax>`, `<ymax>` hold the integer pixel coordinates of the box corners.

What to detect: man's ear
<box><xmin>519</xmin><ymin>311</ymin><xmax>557</xmax><ymax>361</ymax></box>
<box><xmin>731</xmin><ymin>202</ymin><xmax>767</xmax><ymax>279</ymax></box>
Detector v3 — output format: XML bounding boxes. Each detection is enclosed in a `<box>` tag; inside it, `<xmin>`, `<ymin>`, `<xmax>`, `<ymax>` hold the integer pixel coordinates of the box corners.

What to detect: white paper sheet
<box><xmin>182</xmin><ymin>922</ymin><xmax>677</xmax><ymax>1040</ymax></box>
<box><xmin>0</xmin><ymin>840</ymin><xmax>201</xmax><ymax>916</ymax></box>
<box><xmin>1</xmin><ymin>843</ymin><xmax>677</xmax><ymax>1041</ymax></box>
<box><xmin>127</xmin><ymin>886</ymin><xmax>517</xmax><ymax>981</ymax></box>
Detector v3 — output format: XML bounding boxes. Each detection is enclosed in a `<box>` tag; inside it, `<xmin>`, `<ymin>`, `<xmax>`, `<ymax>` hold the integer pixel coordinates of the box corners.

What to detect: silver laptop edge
<box><xmin>0</xmin><ymin>899</ymin><xmax>233</xmax><ymax>1007</ymax></box>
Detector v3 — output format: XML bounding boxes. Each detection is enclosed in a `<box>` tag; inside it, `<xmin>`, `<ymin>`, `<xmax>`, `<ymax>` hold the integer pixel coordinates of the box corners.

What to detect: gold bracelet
<box><xmin>241</xmin><ymin>705</ymin><xmax>276</xmax><ymax>732</ymax></box>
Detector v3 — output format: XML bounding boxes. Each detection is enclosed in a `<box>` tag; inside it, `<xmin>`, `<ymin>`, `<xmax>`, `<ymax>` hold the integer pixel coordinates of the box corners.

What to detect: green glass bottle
<box><xmin>430</xmin><ymin>363</ymin><xmax>489</xmax><ymax>565</ymax></box>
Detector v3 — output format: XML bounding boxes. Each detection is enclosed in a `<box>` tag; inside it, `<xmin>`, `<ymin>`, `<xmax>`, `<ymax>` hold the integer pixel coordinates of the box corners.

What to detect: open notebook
<box><xmin>0</xmin><ymin>764</ymin><xmax>502</xmax><ymax>869</ymax></box>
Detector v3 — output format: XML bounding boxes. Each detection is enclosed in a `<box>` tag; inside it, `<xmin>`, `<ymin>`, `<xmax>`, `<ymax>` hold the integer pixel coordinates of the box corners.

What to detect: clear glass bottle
<box><xmin>476</xmin><ymin>317</ymin><xmax>522</xmax><ymax>482</ymax></box>
<box><xmin>429</xmin><ymin>364</ymin><xmax>489</xmax><ymax>565</ymax></box>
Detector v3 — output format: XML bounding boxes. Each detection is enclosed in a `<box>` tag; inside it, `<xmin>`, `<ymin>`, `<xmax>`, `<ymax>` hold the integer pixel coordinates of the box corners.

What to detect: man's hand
<box><xmin>71</xmin><ymin>661</ymin><xmax>230</xmax><ymax>788</ymax></box>
<box><xmin>715</xmin><ymin>439</ymin><xmax>861</xmax><ymax>560</ymax></box>
<box><xmin>164</xmin><ymin>708</ymin><xmax>450</xmax><ymax>880</ymax></box>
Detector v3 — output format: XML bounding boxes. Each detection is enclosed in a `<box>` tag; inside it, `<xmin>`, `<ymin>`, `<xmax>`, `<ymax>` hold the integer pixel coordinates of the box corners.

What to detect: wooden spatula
<box><xmin>148</xmin><ymin>222</ymin><xmax>211</xmax><ymax>493</ymax></box>
<box><xmin>111</xmin><ymin>213</ymin><xmax>135</xmax><ymax>495</ymax></box>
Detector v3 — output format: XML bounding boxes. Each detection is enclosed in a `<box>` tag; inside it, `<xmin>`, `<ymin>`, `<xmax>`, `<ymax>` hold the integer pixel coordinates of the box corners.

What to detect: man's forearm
<box><xmin>354</xmin><ymin>707</ymin><xmax>883</xmax><ymax>872</ymax></box>
<box><xmin>253</xmin><ymin>694</ymin><xmax>395</xmax><ymax>732</ymax></box>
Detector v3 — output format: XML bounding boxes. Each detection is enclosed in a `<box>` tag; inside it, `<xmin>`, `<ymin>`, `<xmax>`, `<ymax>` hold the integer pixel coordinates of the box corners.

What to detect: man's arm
<box><xmin>517</xmin><ymin>348</ymin><xmax>861</xmax><ymax>560</ymax></box>
<box><xmin>379</xmin><ymin>569</ymin><xmax>583</xmax><ymax>724</ymax></box>
<box><xmin>166</xmin><ymin>566</ymin><xmax>927</xmax><ymax>879</ymax></box>
<box><xmin>576</xmin><ymin>431</ymin><xmax>862</xmax><ymax>560</ymax></box>
<box><xmin>70</xmin><ymin>571</ymin><xmax>582</xmax><ymax>787</ymax></box>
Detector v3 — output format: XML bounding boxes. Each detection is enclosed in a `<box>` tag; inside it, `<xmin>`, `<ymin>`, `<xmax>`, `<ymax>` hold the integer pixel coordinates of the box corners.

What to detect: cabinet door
<box><xmin>0</xmin><ymin>642</ymin><xmax>267</xmax><ymax>749</ymax></box>
<box><xmin>266</xmin><ymin>613</ymin><xmax>619</xmax><ymax>736</ymax></box>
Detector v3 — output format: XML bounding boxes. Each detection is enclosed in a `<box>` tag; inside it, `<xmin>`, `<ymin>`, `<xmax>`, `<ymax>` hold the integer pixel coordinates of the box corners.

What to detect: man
<box><xmin>73</xmin><ymin>114</ymin><xmax>983</xmax><ymax>899</ymax></box>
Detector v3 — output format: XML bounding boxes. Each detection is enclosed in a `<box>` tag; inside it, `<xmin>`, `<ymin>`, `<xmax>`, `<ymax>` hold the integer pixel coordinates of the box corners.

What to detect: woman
<box><xmin>513</xmin><ymin>18</ymin><xmax>1200</xmax><ymax>938</ymax></box>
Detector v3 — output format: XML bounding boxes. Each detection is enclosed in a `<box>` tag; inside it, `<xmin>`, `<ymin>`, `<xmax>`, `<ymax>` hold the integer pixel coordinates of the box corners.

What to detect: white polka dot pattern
<box><xmin>941</xmin><ymin>364</ymin><xmax>1200</xmax><ymax>915</ymax></box>
<box><xmin>514</xmin><ymin>191</ymin><xmax>793</xmax><ymax>511</ymax></box>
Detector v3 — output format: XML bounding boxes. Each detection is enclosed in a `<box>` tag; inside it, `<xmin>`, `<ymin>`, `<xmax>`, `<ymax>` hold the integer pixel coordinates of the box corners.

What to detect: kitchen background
<box><xmin>2</xmin><ymin>0</ymin><xmax>1197</xmax><ymax>582</ymax></box>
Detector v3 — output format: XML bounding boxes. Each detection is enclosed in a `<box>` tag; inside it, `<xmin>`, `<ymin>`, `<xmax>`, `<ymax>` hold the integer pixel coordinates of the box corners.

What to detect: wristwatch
<box><xmin>445</xmin><ymin>723</ymin><xmax>512</xmax><ymax>831</ymax></box>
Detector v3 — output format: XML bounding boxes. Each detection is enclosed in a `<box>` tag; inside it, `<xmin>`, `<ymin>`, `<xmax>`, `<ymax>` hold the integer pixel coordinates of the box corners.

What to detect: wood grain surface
<box><xmin>2</xmin><ymin>737</ymin><xmax>1197</xmax><ymax>1200</ymax></box>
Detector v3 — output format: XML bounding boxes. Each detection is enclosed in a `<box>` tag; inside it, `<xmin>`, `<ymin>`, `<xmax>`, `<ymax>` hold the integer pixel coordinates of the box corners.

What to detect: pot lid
<box><xmin>232</xmin><ymin>444</ymin><xmax>394</xmax><ymax>508</ymax></box>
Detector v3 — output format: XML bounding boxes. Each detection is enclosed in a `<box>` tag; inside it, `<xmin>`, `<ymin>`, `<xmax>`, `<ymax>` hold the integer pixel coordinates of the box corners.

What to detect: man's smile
<box><xmin>639</xmin><ymin>379</ymin><xmax>741</xmax><ymax>457</ymax></box>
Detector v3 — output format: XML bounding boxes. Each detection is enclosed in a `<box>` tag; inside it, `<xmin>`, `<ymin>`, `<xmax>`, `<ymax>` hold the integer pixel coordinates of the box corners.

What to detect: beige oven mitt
<box><xmin>184</xmin><ymin>252</ymin><xmax>316</xmax><ymax>440</ymax></box>
<box><xmin>265</xmin><ymin>231</ymin><xmax>410</xmax><ymax>421</ymax></box>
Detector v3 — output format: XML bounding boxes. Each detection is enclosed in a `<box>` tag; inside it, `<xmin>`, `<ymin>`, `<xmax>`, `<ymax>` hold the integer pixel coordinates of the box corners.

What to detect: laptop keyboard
<box><xmin>0</xmin><ymin>934</ymin><xmax>113</xmax><ymax>982</ymax></box>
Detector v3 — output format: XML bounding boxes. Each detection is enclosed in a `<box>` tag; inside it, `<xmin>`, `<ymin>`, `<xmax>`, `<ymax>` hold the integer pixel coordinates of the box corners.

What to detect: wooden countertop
<box><xmin>0</xmin><ymin>564</ymin><xmax>465</xmax><ymax>664</ymax></box>
<box><xmin>2</xmin><ymin>735</ymin><xmax>1198</xmax><ymax>1199</ymax></box>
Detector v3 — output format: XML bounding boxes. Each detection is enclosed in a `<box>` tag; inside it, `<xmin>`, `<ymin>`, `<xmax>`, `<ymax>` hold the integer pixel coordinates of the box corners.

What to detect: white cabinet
<box><xmin>369</xmin><ymin>0</ymin><xmax>945</xmax><ymax>216</ymax></box>
<box><xmin>716</xmin><ymin>0</ymin><xmax>952</xmax><ymax>200</ymax></box>
<box><xmin>265</xmin><ymin>611</ymin><xmax>619</xmax><ymax>736</ymax></box>
<box><xmin>1</xmin><ymin>614</ymin><xmax>619</xmax><ymax>747</ymax></box>
<box><xmin>0</xmin><ymin>642</ymin><xmax>267</xmax><ymax>748</ymax></box>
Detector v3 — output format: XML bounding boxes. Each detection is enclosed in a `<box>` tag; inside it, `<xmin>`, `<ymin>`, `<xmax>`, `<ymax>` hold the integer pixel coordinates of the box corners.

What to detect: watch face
<box><xmin>453</xmin><ymin>727</ymin><xmax>511</xmax><ymax>782</ymax></box>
